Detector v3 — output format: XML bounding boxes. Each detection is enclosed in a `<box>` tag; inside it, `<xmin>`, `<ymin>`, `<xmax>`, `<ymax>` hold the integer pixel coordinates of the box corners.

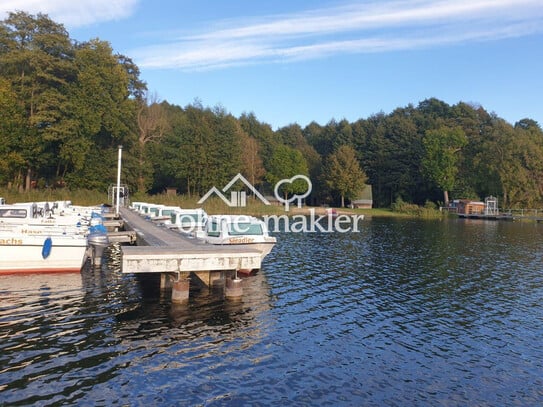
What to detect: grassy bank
<box><xmin>0</xmin><ymin>188</ymin><xmax>447</xmax><ymax>219</ymax></box>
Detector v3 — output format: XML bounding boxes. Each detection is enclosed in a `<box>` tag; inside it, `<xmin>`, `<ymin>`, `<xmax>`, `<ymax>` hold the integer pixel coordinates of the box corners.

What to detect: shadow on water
<box><xmin>0</xmin><ymin>243</ymin><xmax>273</xmax><ymax>406</ymax></box>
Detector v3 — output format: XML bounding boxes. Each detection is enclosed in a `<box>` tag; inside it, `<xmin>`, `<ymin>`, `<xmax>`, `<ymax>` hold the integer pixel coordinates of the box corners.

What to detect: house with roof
<box><xmin>350</xmin><ymin>184</ymin><xmax>373</xmax><ymax>208</ymax></box>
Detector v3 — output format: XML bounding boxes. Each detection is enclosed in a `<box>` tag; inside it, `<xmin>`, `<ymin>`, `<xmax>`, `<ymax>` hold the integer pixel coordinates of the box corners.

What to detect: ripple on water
<box><xmin>1</xmin><ymin>220</ymin><xmax>543</xmax><ymax>405</ymax></box>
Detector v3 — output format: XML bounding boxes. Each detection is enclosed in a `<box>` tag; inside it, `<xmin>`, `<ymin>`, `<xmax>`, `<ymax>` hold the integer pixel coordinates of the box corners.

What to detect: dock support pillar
<box><xmin>172</xmin><ymin>276</ymin><xmax>190</xmax><ymax>304</ymax></box>
<box><xmin>225</xmin><ymin>277</ymin><xmax>243</xmax><ymax>299</ymax></box>
<box><xmin>160</xmin><ymin>273</ymin><xmax>173</xmax><ymax>291</ymax></box>
<box><xmin>210</xmin><ymin>271</ymin><xmax>224</xmax><ymax>288</ymax></box>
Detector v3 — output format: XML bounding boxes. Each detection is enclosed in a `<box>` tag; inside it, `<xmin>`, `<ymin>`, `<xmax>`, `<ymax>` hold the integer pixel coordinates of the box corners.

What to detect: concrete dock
<box><xmin>117</xmin><ymin>207</ymin><xmax>263</xmax><ymax>302</ymax></box>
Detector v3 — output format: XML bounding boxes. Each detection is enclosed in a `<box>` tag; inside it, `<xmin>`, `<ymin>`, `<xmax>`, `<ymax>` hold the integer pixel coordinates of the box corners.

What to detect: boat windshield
<box><xmin>149</xmin><ymin>207</ymin><xmax>161</xmax><ymax>216</ymax></box>
<box><xmin>0</xmin><ymin>208</ymin><xmax>28</xmax><ymax>218</ymax></box>
<box><xmin>207</xmin><ymin>220</ymin><xmax>220</xmax><ymax>237</ymax></box>
<box><xmin>173</xmin><ymin>212</ymin><xmax>203</xmax><ymax>225</ymax></box>
<box><xmin>227</xmin><ymin>222</ymin><xmax>263</xmax><ymax>236</ymax></box>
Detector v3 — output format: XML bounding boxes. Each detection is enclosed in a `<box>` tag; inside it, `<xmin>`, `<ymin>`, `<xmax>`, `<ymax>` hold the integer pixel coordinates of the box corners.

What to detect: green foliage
<box><xmin>0</xmin><ymin>11</ymin><xmax>141</xmax><ymax>192</ymax></box>
<box><xmin>0</xmin><ymin>78</ymin><xmax>25</xmax><ymax>185</ymax></box>
<box><xmin>1</xmin><ymin>13</ymin><xmax>543</xmax><ymax>210</ymax></box>
<box><xmin>355</xmin><ymin>108</ymin><xmax>426</xmax><ymax>206</ymax></box>
<box><xmin>324</xmin><ymin>145</ymin><xmax>367</xmax><ymax>207</ymax></box>
<box><xmin>0</xmin><ymin>187</ymin><xmax>108</xmax><ymax>206</ymax></box>
<box><xmin>391</xmin><ymin>197</ymin><xmax>443</xmax><ymax>218</ymax></box>
<box><xmin>421</xmin><ymin>126</ymin><xmax>467</xmax><ymax>204</ymax></box>
<box><xmin>266</xmin><ymin>145</ymin><xmax>309</xmax><ymax>198</ymax></box>
<box><xmin>151</xmin><ymin>103</ymin><xmax>244</xmax><ymax>196</ymax></box>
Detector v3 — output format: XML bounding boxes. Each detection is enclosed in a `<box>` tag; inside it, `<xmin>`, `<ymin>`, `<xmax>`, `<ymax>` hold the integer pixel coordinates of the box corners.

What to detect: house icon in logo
<box><xmin>198</xmin><ymin>173</ymin><xmax>270</xmax><ymax>207</ymax></box>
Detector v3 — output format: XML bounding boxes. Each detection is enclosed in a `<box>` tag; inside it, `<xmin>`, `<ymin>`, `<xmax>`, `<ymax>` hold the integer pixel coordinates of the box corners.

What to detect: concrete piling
<box><xmin>117</xmin><ymin>207</ymin><xmax>262</xmax><ymax>303</ymax></box>
<box><xmin>225</xmin><ymin>277</ymin><xmax>243</xmax><ymax>299</ymax></box>
<box><xmin>171</xmin><ymin>276</ymin><xmax>190</xmax><ymax>304</ymax></box>
<box><xmin>160</xmin><ymin>273</ymin><xmax>173</xmax><ymax>291</ymax></box>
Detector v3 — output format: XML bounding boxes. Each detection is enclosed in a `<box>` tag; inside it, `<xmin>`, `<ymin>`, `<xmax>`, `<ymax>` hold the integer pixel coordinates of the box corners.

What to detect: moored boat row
<box><xmin>0</xmin><ymin>199</ymin><xmax>109</xmax><ymax>274</ymax></box>
<box><xmin>129</xmin><ymin>202</ymin><xmax>277</xmax><ymax>271</ymax></box>
<box><xmin>131</xmin><ymin>201</ymin><xmax>207</xmax><ymax>232</ymax></box>
<box><xmin>0</xmin><ymin>196</ymin><xmax>277</xmax><ymax>275</ymax></box>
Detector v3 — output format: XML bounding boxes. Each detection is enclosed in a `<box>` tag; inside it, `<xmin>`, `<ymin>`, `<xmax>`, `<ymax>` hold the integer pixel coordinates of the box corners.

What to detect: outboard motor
<box><xmin>85</xmin><ymin>225</ymin><xmax>110</xmax><ymax>268</ymax></box>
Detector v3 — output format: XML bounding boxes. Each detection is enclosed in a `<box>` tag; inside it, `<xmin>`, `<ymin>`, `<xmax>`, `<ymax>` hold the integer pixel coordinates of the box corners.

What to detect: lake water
<box><xmin>1</xmin><ymin>217</ymin><xmax>543</xmax><ymax>406</ymax></box>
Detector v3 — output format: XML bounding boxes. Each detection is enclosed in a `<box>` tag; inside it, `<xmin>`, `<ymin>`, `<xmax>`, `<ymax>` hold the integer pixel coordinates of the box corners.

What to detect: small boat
<box><xmin>0</xmin><ymin>201</ymin><xmax>109</xmax><ymax>273</ymax></box>
<box><xmin>130</xmin><ymin>202</ymin><xmax>208</xmax><ymax>234</ymax></box>
<box><xmin>133</xmin><ymin>202</ymin><xmax>163</xmax><ymax>217</ymax></box>
<box><xmin>0</xmin><ymin>202</ymin><xmax>103</xmax><ymax>229</ymax></box>
<box><xmin>0</xmin><ymin>231</ymin><xmax>90</xmax><ymax>274</ymax></box>
<box><xmin>202</xmin><ymin>215</ymin><xmax>276</xmax><ymax>272</ymax></box>
<box><xmin>167</xmin><ymin>208</ymin><xmax>208</xmax><ymax>234</ymax></box>
<box><xmin>149</xmin><ymin>205</ymin><xmax>184</xmax><ymax>224</ymax></box>
<box><xmin>130</xmin><ymin>201</ymin><xmax>146</xmax><ymax>212</ymax></box>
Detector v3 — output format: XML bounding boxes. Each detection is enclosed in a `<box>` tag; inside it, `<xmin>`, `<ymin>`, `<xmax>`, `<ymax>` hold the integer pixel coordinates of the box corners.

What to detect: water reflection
<box><xmin>1</xmin><ymin>242</ymin><xmax>274</xmax><ymax>405</ymax></box>
<box><xmin>1</xmin><ymin>219</ymin><xmax>542</xmax><ymax>405</ymax></box>
<box><xmin>262</xmin><ymin>218</ymin><xmax>543</xmax><ymax>405</ymax></box>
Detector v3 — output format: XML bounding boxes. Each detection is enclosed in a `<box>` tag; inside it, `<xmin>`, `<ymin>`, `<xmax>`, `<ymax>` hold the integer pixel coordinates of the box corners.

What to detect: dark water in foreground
<box><xmin>1</xmin><ymin>217</ymin><xmax>543</xmax><ymax>406</ymax></box>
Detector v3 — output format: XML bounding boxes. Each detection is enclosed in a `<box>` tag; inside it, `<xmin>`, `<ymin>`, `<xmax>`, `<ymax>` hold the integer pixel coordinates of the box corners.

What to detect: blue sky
<box><xmin>2</xmin><ymin>0</ymin><xmax>543</xmax><ymax>129</ymax></box>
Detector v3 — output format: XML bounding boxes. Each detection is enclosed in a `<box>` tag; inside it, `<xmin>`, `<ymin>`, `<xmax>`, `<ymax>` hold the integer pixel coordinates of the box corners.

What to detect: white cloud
<box><xmin>0</xmin><ymin>0</ymin><xmax>138</xmax><ymax>27</ymax></box>
<box><xmin>132</xmin><ymin>0</ymin><xmax>543</xmax><ymax>71</ymax></box>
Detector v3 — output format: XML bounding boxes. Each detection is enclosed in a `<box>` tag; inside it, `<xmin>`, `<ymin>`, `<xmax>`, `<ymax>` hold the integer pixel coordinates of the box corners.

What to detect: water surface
<box><xmin>1</xmin><ymin>218</ymin><xmax>542</xmax><ymax>405</ymax></box>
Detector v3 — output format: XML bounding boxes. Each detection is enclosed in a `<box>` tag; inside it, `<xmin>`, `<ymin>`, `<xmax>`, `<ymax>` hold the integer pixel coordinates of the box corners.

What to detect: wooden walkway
<box><xmin>118</xmin><ymin>207</ymin><xmax>262</xmax><ymax>274</ymax></box>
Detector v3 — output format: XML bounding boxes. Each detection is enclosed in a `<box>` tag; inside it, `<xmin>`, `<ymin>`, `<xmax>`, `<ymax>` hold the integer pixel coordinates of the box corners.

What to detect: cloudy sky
<box><xmin>2</xmin><ymin>0</ymin><xmax>543</xmax><ymax>128</ymax></box>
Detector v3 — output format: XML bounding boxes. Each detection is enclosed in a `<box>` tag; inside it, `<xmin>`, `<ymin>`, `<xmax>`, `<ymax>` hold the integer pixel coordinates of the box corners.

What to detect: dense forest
<box><xmin>1</xmin><ymin>12</ymin><xmax>543</xmax><ymax>209</ymax></box>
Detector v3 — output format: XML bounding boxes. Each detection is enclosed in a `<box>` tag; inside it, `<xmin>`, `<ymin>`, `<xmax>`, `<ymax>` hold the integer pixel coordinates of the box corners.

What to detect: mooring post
<box><xmin>210</xmin><ymin>270</ymin><xmax>224</xmax><ymax>289</ymax></box>
<box><xmin>171</xmin><ymin>274</ymin><xmax>190</xmax><ymax>304</ymax></box>
<box><xmin>225</xmin><ymin>272</ymin><xmax>243</xmax><ymax>299</ymax></box>
<box><xmin>160</xmin><ymin>273</ymin><xmax>173</xmax><ymax>291</ymax></box>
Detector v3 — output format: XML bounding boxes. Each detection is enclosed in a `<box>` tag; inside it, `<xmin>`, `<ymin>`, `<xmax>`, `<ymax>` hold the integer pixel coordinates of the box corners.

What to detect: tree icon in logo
<box><xmin>274</xmin><ymin>175</ymin><xmax>312</xmax><ymax>211</ymax></box>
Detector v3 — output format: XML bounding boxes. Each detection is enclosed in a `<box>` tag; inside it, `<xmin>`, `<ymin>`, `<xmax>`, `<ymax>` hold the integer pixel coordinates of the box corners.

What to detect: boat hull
<box><xmin>0</xmin><ymin>235</ymin><xmax>88</xmax><ymax>274</ymax></box>
<box><xmin>205</xmin><ymin>238</ymin><xmax>276</xmax><ymax>274</ymax></box>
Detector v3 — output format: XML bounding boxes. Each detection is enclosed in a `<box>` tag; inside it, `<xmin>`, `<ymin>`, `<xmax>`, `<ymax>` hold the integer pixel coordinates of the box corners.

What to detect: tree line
<box><xmin>1</xmin><ymin>12</ymin><xmax>542</xmax><ymax>209</ymax></box>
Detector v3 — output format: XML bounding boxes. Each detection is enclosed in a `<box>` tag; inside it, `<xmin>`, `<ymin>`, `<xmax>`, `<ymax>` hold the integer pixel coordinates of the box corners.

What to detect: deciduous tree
<box><xmin>421</xmin><ymin>126</ymin><xmax>467</xmax><ymax>206</ymax></box>
<box><xmin>324</xmin><ymin>145</ymin><xmax>367</xmax><ymax>207</ymax></box>
<box><xmin>266</xmin><ymin>145</ymin><xmax>309</xmax><ymax>201</ymax></box>
<box><xmin>136</xmin><ymin>92</ymin><xmax>169</xmax><ymax>192</ymax></box>
<box><xmin>241</xmin><ymin>135</ymin><xmax>266</xmax><ymax>189</ymax></box>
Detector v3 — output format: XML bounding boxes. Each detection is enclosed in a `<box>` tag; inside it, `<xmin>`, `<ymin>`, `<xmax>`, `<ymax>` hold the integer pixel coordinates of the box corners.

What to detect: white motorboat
<box><xmin>202</xmin><ymin>215</ymin><xmax>276</xmax><ymax>268</ymax></box>
<box><xmin>131</xmin><ymin>202</ymin><xmax>208</xmax><ymax>232</ymax></box>
<box><xmin>133</xmin><ymin>202</ymin><xmax>162</xmax><ymax>217</ymax></box>
<box><xmin>0</xmin><ymin>202</ymin><xmax>103</xmax><ymax>230</ymax></box>
<box><xmin>167</xmin><ymin>208</ymin><xmax>208</xmax><ymax>234</ymax></box>
<box><xmin>0</xmin><ymin>231</ymin><xmax>89</xmax><ymax>274</ymax></box>
<box><xmin>149</xmin><ymin>205</ymin><xmax>183</xmax><ymax>224</ymax></box>
<box><xmin>0</xmin><ymin>201</ymin><xmax>109</xmax><ymax>273</ymax></box>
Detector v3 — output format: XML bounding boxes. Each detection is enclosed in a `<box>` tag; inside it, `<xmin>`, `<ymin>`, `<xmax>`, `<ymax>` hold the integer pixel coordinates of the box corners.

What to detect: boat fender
<box><xmin>42</xmin><ymin>237</ymin><xmax>52</xmax><ymax>259</ymax></box>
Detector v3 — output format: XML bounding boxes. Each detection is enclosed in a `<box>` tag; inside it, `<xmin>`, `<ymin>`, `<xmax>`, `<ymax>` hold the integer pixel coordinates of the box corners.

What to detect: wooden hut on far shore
<box><xmin>451</xmin><ymin>199</ymin><xmax>485</xmax><ymax>215</ymax></box>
